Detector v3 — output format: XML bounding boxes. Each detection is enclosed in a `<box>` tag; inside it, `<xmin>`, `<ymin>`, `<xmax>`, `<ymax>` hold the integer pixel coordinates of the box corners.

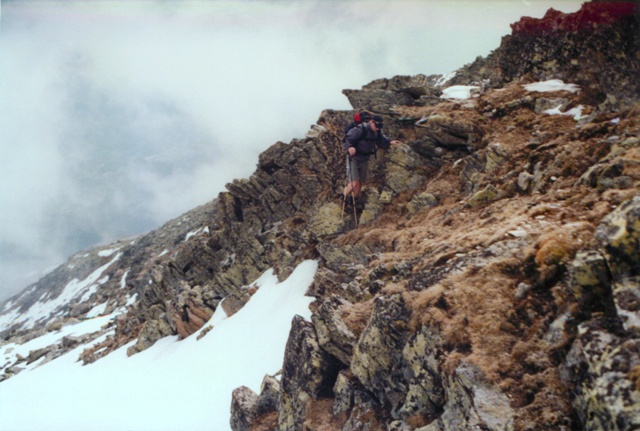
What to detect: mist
<box><xmin>0</xmin><ymin>0</ymin><xmax>583</xmax><ymax>300</ymax></box>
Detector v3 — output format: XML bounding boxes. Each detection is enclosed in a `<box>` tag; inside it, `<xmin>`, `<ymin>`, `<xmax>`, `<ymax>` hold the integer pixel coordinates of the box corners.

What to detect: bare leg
<box><xmin>343</xmin><ymin>181</ymin><xmax>362</xmax><ymax>198</ymax></box>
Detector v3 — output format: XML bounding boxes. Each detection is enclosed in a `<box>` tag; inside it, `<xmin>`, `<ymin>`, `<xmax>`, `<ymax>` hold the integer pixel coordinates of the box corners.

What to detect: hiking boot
<box><xmin>343</xmin><ymin>196</ymin><xmax>364</xmax><ymax>212</ymax></box>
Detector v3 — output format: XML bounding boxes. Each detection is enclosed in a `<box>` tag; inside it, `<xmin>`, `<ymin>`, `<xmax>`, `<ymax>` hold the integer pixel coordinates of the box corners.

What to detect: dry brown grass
<box><xmin>405</xmin><ymin>414</ymin><xmax>430</xmax><ymax>429</ymax></box>
<box><xmin>534</xmin><ymin>221</ymin><xmax>595</xmax><ymax>267</ymax></box>
<box><xmin>630</xmin><ymin>365</ymin><xmax>640</xmax><ymax>391</ymax></box>
<box><xmin>250</xmin><ymin>411</ymin><xmax>278</xmax><ymax>431</ymax></box>
<box><xmin>406</xmin><ymin>260</ymin><xmax>521</xmax><ymax>382</ymax></box>
<box><xmin>340</xmin><ymin>300</ymin><xmax>375</xmax><ymax>338</ymax></box>
<box><xmin>301</xmin><ymin>399</ymin><xmax>348</xmax><ymax>431</ymax></box>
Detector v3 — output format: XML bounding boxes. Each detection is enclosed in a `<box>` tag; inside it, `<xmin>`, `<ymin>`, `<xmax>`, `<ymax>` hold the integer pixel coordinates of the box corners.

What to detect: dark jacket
<box><xmin>343</xmin><ymin>123</ymin><xmax>391</xmax><ymax>162</ymax></box>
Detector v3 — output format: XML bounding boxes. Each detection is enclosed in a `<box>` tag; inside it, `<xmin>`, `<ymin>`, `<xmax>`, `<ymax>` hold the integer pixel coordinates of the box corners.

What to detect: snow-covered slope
<box><xmin>0</xmin><ymin>260</ymin><xmax>317</xmax><ymax>431</ymax></box>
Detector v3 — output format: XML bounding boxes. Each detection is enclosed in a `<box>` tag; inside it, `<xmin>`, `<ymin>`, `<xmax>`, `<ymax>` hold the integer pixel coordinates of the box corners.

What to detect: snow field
<box><xmin>0</xmin><ymin>259</ymin><xmax>318</xmax><ymax>431</ymax></box>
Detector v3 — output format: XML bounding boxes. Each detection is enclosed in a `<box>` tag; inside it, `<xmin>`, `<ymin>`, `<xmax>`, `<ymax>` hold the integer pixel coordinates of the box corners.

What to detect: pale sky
<box><xmin>0</xmin><ymin>0</ymin><xmax>583</xmax><ymax>300</ymax></box>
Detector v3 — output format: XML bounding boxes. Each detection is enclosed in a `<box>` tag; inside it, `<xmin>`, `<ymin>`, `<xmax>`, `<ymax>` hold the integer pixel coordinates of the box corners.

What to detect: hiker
<box><xmin>343</xmin><ymin>114</ymin><xmax>402</xmax><ymax>201</ymax></box>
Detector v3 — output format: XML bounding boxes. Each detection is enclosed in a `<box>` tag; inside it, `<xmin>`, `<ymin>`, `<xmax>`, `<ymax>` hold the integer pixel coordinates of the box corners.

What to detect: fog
<box><xmin>0</xmin><ymin>0</ymin><xmax>582</xmax><ymax>300</ymax></box>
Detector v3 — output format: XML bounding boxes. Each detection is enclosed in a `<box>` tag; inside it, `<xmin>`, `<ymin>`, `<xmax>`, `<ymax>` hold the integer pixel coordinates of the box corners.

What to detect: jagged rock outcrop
<box><xmin>343</xmin><ymin>74</ymin><xmax>445</xmax><ymax>112</ymax></box>
<box><xmin>311</xmin><ymin>296</ymin><xmax>358</xmax><ymax>366</ymax></box>
<box><xmin>450</xmin><ymin>1</ymin><xmax>640</xmax><ymax>112</ymax></box>
<box><xmin>564</xmin><ymin>317</ymin><xmax>640</xmax><ymax>431</ymax></box>
<box><xmin>595</xmin><ymin>195</ymin><xmax>640</xmax><ymax>334</ymax></box>
<box><xmin>230</xmin><ymin>386</ymin><xmax>259</xmax><ymax>431</ymax></box>
<box><xmin>278</xmin><ymin>316</ymin><xmax>340</xmax><ymax>431</ymax></box>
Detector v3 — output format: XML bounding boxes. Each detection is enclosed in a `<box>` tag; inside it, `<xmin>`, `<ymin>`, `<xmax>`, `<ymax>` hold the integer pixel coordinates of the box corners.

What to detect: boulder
<box><xmin>342</xmin><ymin>89</ymin><xmax>416</xmax><ymax>113</ymax></box>
<box><xmin>385</xmin><ymin>145</ymin><xmax>427</xmax><ymax>194</ymax></box>
<box><xmin>485</xmin><ymin>143</ymin><xmax>509</xmax><ymax>172</ymax></box>
<box><xmin>517</xmin><ymin>171</ymin><xmax>535</xmax><ymax>192</ymax></box>
<box><xmin>421</xmin><ymin>361</ymin><xmax>515</xmax><ymax>431</ymax></box>
<box><xmin>315</xmin><ymin>243</ymin><xmax>370</xmax><ymax>275</ymax></box>
<box><xmin>256</xmin><ymin>374</ymin><xmax>280</xmax><ymax>416</ymax></box>
<box><xmin>351</xmin><ymin>295</ymin><xmax>418</xmax><ymax>420</ymax></box>
<box><xmin>459</xmin><ymin>157</ymin><xmax>484</xmax><ymax>197</ymax></box>
<box><xmin>594</xmin><ymin>195</ymin><xmax>640</xmax><ymax>335</ymax></box>
<box><xmin>407</xmin><ymin>192</ymin><xmax>438</xmax><ymax>214</ymax></box>
<box><xmin>342</xmin><ymin>75</ymin><xmax>441</xmax><ymax>112</ymax></box>
<box><xmin>170</xmin><ymin>285</ymin><xmax>215</xmax><ymax>339</ymax></box>
<box><xmin>351</xmin><ymin>296</ymin><xmax>450</xmax><ymax>425</ymax></box>
<box><xmin>570</xmin><ymin>250</ymin><xmax>617</xmax><ymax>317</ymax></box>
<box><xmin>278</xmin><ymin>316</ymin><xmax>340</xmax><ymax>431</ymax></box>
<box><xmin>467</xmin><ymin>185</ymin><xmax>500</xmax><ymax>208</ymax></box>
<box><xmin>564</xmin><ymin>318</ymin><xmax>640</xmax><ymax>431</ymax></box>
<box><xmin>359</xmin><ymin>188</ymin><xmax>383</xmax><ymax>226</ymax></box>
<box><xmin>534</xmin><ymin>97</ymin><xmax>571</xmax><ymax>114</ymax></box>
<box><xmin>379</xmin><ymin>189</ymin><xmax>393</xmax><ymax>204</ymax></box>
<box><xmin>230</xmin><ymin>386</ymin><xmax>258</xmax><ymax>431</ymax></box>
<box><xmin>220</xmin><ymin>287</ymin><xmax>256</xmax><ymax>318</ymax></box>
<box><xmin>414</xmin><ymin>113</ymin><xmax>479</xmax><ymax>151</ymax></box>
<box><xmin>308</xmin><ymin>203</ymin><xmax>345</xmax><ymax>237</ymax></box>
<box><xmin>334</xmin><ymin>370</ymin><xmax>386</xmax><ymax>430</ymax></box>
<box><xmin>312</xmin><ymin>296</ymin><xmax>358</xmax><ymax>366</ymax></box>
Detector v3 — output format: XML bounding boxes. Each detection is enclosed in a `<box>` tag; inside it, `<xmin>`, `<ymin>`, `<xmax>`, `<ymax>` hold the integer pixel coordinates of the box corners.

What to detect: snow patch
<box><xmin>125</xmin><ymin>293</ymin><xmax>138</xmax><ymax>306</ymax></box>
<box><xmin>543</xmin><ymin>104</ymin><xmax>587</xmax><ymax>121</ymax></box>
<box><xmin>120</xmin><ymin>270</ymin><xmax>129</xmax><ymax>289</ymax></box>
<box><xmin>185</xmin><ymin>226</ymin><xmax>209</xmax><ymax>241</ymax></box>
<box><xmin>98</xmin><ymin>247</ymin><xmax>122</xmax><ymax>257</ymax></box>
<box><xmin>86</xmin><ymin>303</ymin><xmax>108</xmax><ymax>318</ymax></box>
<box><xmin>523</xmin><ymin>79</ymin><xmax>580</xmax><ymax>93</ymax></box>
<box><xmin>441</xmin><ymin>85</ymin><xmax>479</xmax><ymax>100</ymax></box>
<box><xmin>78</xmin><ymin>284</ymin><xmax>99</xmax><ymax>303</ymax></box>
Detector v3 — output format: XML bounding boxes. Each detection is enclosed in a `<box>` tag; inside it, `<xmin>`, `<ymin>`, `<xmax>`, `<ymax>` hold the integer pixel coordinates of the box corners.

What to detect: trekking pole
<box><xmin>341</xmin><ymin>155</ymin><xmax>348</xmax><ymax>222</ymax></box>
<box><xmin>347</xmin><ymin>155</ymin><xmax>358</xmax><ymax>228</ymax></box>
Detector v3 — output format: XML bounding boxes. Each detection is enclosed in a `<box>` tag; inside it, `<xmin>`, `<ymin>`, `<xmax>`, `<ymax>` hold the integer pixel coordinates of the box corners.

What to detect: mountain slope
<box><xmin>1</xmin><ymin>2</ymin><xmax>640</xmax><ymax>431</ymax></box>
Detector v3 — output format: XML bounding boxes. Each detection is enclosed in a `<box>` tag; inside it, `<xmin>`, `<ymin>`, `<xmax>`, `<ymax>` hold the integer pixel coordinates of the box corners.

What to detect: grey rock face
<box><xmin>564</xmin><ymin>318</ymin><xmax>640</xmax><ymax>431</ymax></box>
<box><xmin>278</xmin><ymin>316</ymin><xmax>340</xmax><ymax>431</ymax></box>
<box><xmin>230</xmin><ymin>386</ymin><xmax>259</xmax><ymax>431</ymax></box>
<box><xmin>350</xmin><ymin>295</ymin><xmax>445</xmax><ymax>422</ymax></box>
<box><xmin>595</xmin><ymin>195</ymin><xmax>640</xmax><ymax>335</ymax></box>
<box><xmin>312</xmin><ymin>296</ymin><xmax>358</xmax><ymax>366</ymax></box>
<box><xmin>256</xmin><ymin>374</ymin><xmax>281</xmax><ymax>417</ymax></box>
<box><xmin>342</xmin><ymin>74</ymin><xmax>444</xmax><ymax>112</ymax></box>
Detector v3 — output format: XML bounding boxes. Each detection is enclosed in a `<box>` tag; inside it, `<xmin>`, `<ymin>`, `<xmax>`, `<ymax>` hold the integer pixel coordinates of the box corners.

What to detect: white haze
<box><xmin>0</xmin><ymin>0</ymin><xmax>582</xmax><ymax>300</ymax></box>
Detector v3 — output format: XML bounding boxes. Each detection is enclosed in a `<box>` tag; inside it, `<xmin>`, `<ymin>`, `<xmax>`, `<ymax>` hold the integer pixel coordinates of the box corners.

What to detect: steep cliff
<box><xmin>1</xmin><ymin>2</ymin><xmax>639</xmax><ymax>431</ymax></box>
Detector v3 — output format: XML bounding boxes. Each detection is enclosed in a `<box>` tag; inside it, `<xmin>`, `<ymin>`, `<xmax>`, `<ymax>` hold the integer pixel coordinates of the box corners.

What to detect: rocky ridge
<box><xmin>1</xmin><ymin>2</ymin><xmax>640</xmax><ymax>430</ymax></box>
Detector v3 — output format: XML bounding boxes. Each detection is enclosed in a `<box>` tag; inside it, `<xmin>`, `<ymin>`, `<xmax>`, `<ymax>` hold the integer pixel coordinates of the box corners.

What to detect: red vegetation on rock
<box><xmin>511</xmin><ymin>2</ymin><xmax>638</xmax><ymax>36</ymax></box>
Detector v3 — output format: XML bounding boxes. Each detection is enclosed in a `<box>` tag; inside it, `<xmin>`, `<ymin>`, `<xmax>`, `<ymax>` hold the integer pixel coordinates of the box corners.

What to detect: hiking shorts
<box><xmin>346</xmin><ymin>156</ymin><xmax>369</xmax><ymax>183</ymax></box>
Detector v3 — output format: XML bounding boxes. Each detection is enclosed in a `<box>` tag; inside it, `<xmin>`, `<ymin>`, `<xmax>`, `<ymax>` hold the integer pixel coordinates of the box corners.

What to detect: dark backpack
<box><xmin>342</xmin><ymin>111</ymin><xmax>371</xmax><ymax>146</ymax></box>
<box><xmin>343</xmin><ymin>112</ymin><xmax>383</xmax><ymax>156</ymax></box>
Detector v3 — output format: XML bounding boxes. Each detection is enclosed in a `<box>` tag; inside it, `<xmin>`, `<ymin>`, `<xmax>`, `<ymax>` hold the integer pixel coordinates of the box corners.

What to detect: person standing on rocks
<box><xmin>343</xmin><ymin>114</ymin><xmax>402</xmax><ymax>205</ymax></box>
